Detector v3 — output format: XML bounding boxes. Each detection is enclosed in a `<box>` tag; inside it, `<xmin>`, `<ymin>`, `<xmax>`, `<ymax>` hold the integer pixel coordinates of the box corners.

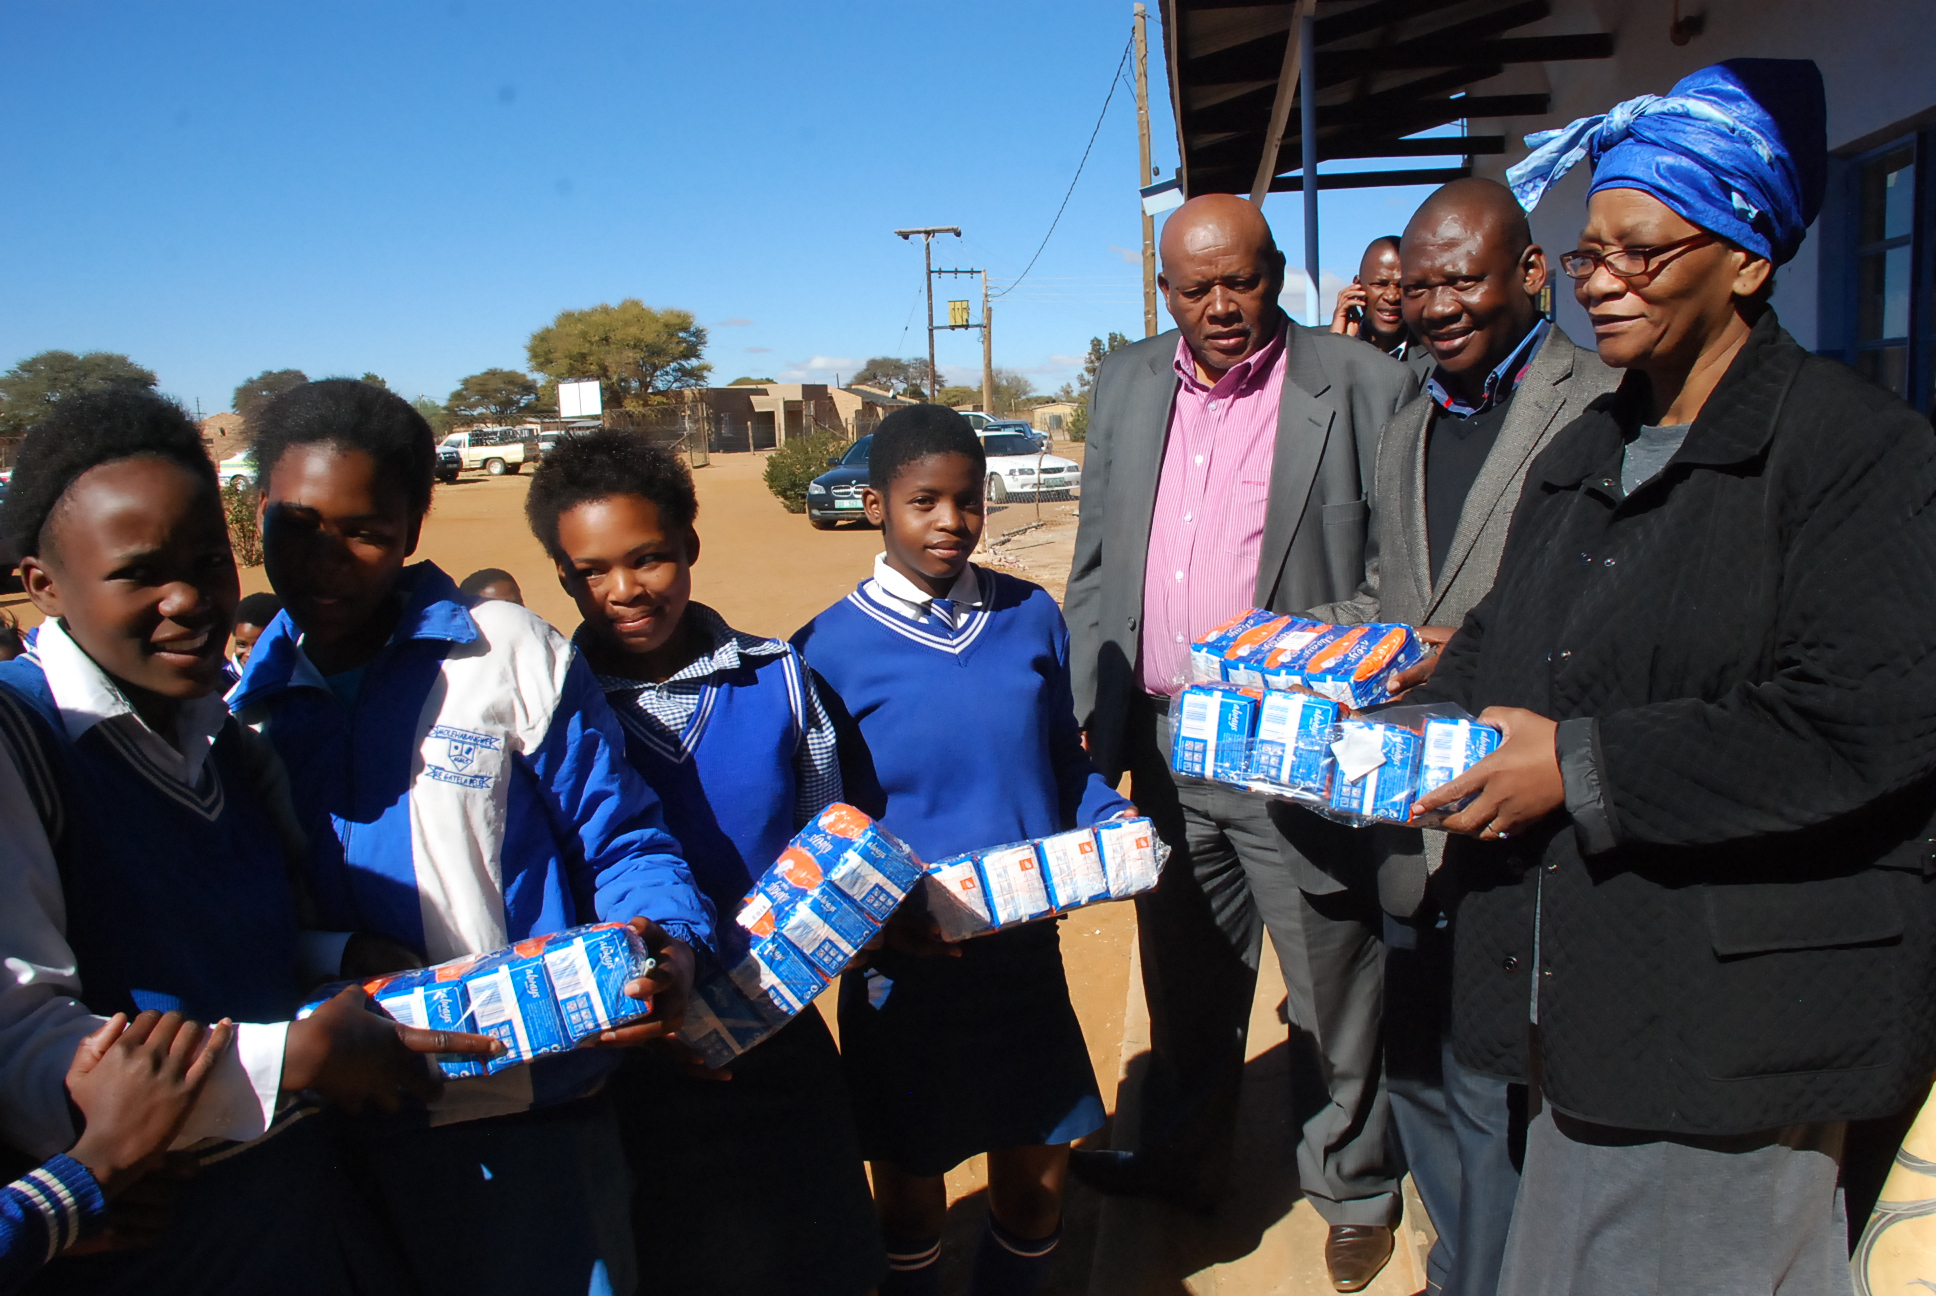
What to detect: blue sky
<box><xmin>1</xmin><ymin>1</ymin><xmax>1452</xmax><ymax>414</ymax></box>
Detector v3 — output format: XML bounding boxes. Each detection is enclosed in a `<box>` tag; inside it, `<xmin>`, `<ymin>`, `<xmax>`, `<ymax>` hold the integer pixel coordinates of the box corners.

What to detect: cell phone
<box><xmin>1345</xmin><ymin>306</ymin><xmax>1362</xmax><ymax>326</ymax></box>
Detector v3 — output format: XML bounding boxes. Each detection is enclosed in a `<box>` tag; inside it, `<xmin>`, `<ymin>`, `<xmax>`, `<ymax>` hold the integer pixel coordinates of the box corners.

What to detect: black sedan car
<box><xmin>806</xmin><ymin>434</ymin><xmax>873</xmax><ymax>530</ymax></box>
<box><xmin>436</xmin><ymin>446</ymin><xmax>461</xmax><ymax>484</ymax></box>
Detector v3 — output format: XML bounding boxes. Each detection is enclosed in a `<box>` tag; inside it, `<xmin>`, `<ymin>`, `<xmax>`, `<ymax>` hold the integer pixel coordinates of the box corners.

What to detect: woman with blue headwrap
<box><xmin>1407</xmin><ymin>60</ymin><xmax>1936</xmax><ymax>1294</ymax></box>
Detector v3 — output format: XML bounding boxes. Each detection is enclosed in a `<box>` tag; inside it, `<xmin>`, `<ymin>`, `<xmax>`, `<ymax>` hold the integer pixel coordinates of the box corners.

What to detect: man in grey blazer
<box><xmin>1309</xmin><ymin>177</ymin><xmax>1618</xmax><ymax>1296</ymax></box>
<box><xmin>1065</xmin><ymin>194</ymin><xmax>1417</xmax><ymax>1292</ymax></box>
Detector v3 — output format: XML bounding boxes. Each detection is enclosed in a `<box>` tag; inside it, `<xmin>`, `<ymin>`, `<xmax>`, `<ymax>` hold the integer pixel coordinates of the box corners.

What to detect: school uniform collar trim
<box><xmin>865</xmin><ymin>554</ymin><xmax>983</xmax><ymax>621</ymax></box>
<box><xmin>34</xmin><ymin>617</ymin><xmax>229</xmax><ymax>805</ymax></box>
<box><xmin>228</xmin><ymin>561</ymin><xmax>476</xmax><ymax>711</ymax></box>
<box><xmin>851</xmin><ymin>560</ymin><xmax>995</xmax><ymax>654</ymax></box>
<box><xmin>582</xmin><ymin>603</ymin><xmax>787</xmax><ymax>695</ymax></box>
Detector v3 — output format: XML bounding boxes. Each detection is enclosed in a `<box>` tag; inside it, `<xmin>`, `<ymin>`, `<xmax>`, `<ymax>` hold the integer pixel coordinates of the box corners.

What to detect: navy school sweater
<box><xmin>792</xmin><ymin>567</ymin><xmax>1128</xmax><ymax>865</ymax></box>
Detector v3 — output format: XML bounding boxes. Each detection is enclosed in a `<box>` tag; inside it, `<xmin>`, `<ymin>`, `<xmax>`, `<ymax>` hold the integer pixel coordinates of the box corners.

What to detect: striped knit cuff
<box><xmin>885</xmin><ymin>1236</ymin><xmax>942</xmax><ymax>1272</ymax></box>
<box><xmin>13</xmin><ymin>1154</ymin><xmax>107</xmax><ymax>1260</ymax></box>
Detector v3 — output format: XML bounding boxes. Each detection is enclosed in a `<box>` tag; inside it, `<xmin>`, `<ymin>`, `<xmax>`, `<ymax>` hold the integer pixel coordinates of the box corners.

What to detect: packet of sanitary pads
<box><xmin>921</xmin><ymin>818</ymin><xmax>1170</xmax><ymax>940</ymax></box>
<box><xmin>690</xmin><ymin>804</ymin><xmax>926</xmax><ymax>1058</ymax></box>
<box><xmin>1227</xmin><ymin>617</ymin><xmax>1329</xmax><ymax>687</ymax></box>
<box><xmin>1246</xmin><ymin>690</ymin><xmax>1340</xmax><ymax>798</ymax></box>
<box><xmin>1327</xmin><ymin>721</ymin><xmax>1422</xmax><ymax>824</ymax></box>
<box><xmin>1300</xmin><ymin>624</ymin><xmax>1426</xmax><ymax>709</ymax></box>
<box><xmin>324</xmin><ymin>921</ymin><xmax>658</xmax><ymax>1080</ymax></box>
<box><xmin>1189</xmin><ymin>609</ymin><xmax>1279</xmax><ymax>683</ymax></box>
<box><xmin>1260</xmin><ymin>624</ymin><xmax>1363</xmax><ymax>691</ymax></box>
<box><xmin>1412</xmin><ymin>717</ymin><xmax>1503</xmax><ymax>825</ymax></box>
<box><xmin>1173</xmin><ymin>683</ymin><xmax>1261</xmax><ymax>782</ymax></box>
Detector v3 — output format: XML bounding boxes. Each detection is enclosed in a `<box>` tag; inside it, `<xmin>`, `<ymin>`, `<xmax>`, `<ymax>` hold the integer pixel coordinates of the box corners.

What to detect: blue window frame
<box><xmin>1822</xmin><ymin>129</ymin><xmax>1935</xmax><ymax>415</ymax></box>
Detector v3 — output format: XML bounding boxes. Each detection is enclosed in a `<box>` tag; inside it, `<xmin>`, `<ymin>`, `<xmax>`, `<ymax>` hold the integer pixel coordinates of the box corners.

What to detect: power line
<box><xmin>991</xmin><ymin>32</ymin><xmax>1134</xmax><ymax>299</ymax></box>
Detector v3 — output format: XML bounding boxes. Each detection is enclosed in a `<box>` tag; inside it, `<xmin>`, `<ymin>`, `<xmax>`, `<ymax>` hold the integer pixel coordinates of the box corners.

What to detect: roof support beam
<box><xmin>1269</xmin><ymin>165</ymin><xmax>1472</xmax><ymax>192</ymax></box>
<box><xmin>1247</xmin><ymin>0</ymin><xmax>1317</xmax><ymax>206</ymax></box>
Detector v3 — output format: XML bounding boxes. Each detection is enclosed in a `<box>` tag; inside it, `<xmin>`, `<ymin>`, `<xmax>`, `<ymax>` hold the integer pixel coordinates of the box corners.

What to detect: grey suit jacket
<box><xmin>1065</xmin><ymin>319</ymin><xmax>1418</xmax><ymax>894</ymax></box>
<box><xmin>1308</xmin><ymin>323</ymin><xmax>1620</xmax><ymax>915</ymax></box>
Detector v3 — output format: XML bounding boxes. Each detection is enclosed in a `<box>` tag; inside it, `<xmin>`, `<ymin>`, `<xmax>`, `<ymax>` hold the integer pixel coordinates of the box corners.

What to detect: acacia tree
<box><xmin>233</xmin><ymin>369</ymin><xmax>309</xmax><ymax>422</ymax></box>
<box><xmin>0</xmin><ymin>351</ymin><xmax>158</xmax><ymax>436</ymax></box>
<box><xmin>526</xmin><ymin>301</ymin><xmax>710</xmax><ymax>415</ymax></box>
<box><xmin>848</xmin><ymin>357</ymin><xmax>922</xmax><ymax>396</ymax></box>
<box><xmin>447</xmin><ymin>368</ymin><xmax>542</xmax><ymax>426</ymax></box>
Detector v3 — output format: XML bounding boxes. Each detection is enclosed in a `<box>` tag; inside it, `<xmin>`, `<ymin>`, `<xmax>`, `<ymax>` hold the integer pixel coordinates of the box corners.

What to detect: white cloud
<box><xmin>714</xmin><ymin>317</ymin><xmax>753</xmax><ymax>327</ymax></box>
<box><xmin>1108</xmin><ymin>243</ymin><xmax>1142</xmax><ymax>265</ymax></box>
<box><xmin>744</xmin><ymin>345</ymin><xmax>771</xmax><ymax>353</ymax></box>
<box><xmin>1048</xmin><ymin>354</ymin><xmax>1085</xmax><ymax>366</ymax></box>
<box><xmin>788</xmin><ymin>355</ymin><xmax>858</xmax><ymax>372</ymax></box>
<box><xmin>1280</xmin><ymin>269</ymin><xmax>1350</xmax><ymax>326</ymax></box>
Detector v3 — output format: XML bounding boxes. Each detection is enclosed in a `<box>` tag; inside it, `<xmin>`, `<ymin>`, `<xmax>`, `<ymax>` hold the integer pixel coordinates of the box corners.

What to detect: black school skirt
<box><xmin>614</xmin><ymin>1005</ymin><xmax>884</xmax><ymax>1296</ymax></box>
<box><xmin>837</xmin><ymin>918</ymin><xmax>1105</xmax><ymax>1177</ymax></box>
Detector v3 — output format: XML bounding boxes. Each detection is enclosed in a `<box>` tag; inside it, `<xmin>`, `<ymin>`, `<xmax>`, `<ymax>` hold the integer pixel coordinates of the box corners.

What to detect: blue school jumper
<box><xmin>792</xmin><ymin>566</ymin><xmax>1129</xmax><ymax>1175</ymax></box>
<box><xmin>598</xmin><ymin>631</ymin><xmax>806</xmax><ymax>931</ymax></box>
<box><xmin>0</xmin><ymin>1155</ymin><xmax>103</xmax><ymax>1296</ymax></box>
<box><xmin>230</xmin><ymin>562</ymin><xmax>710</xmax><ymax>1119</ymax></box>
<box><xmin>0</xmin><ymin>658</ymin><xmax>407</xmax><ymax>1296</ymax></box>
<box><xmin>594</xmin><ymin>613</ymin><xmax>886</xmax><ymax>1296</ymax></box>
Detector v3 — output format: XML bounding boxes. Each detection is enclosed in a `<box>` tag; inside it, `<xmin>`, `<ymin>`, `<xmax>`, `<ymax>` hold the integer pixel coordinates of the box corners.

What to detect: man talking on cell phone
<box><xmin>1331</xmin><ymin>236</ymin><xmax>1429</xmax><ymax>373</ymax></box>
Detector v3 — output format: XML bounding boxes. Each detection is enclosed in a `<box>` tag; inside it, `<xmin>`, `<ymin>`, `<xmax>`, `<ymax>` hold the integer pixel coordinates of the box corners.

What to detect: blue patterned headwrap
<box><xmin>1505</xmin><ymin>59</ymin><xmax>1826</xmax><ymax>266</ymax></box>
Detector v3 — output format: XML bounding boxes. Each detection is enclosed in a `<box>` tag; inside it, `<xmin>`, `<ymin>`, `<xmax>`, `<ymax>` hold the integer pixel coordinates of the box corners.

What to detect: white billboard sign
<box><xmin>558</xmin><ymin>379</ymin><xmax>602</xmax><ymax>419</ymax></box>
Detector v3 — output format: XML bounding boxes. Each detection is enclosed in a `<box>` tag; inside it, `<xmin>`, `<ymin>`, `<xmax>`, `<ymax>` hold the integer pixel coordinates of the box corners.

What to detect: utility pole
<box><xmin>933</xmin><ymin>264</ymin><xmax>984</xmax><ymax>408</ymax></box>
<box><xmin>1134</xmin><ymin>3</ymin><xmax>1157</xmax><ymax>337</ymax></box>
<box><xmin>895</xmin><ymin>226</ymin><xmax>960</xmax><ymax>399</ymax></box>
<box><xmin>1300</xmin><ymin>6</ymin><xmax>1319</xmax><ymax>327</ymax></box>
<box><xmin>981</xmin><ymin>271</ymin><xmax>995</xmax><ymax>414</ymax></box>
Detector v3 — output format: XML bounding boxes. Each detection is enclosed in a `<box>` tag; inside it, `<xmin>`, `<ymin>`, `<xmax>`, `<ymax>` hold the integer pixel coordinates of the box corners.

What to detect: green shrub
<box><xmin>223</xmin><ymin>479</ymin><xmax>262</xmax><ymax>566</ymax></box>
<box><xmin>1066</xmin><ymin>401</ymin><xmax>1088</xmax><ymax>442</ymax></box>
<box><xmin>763</xmin><ymin>430</ymin><xmax>848</xmax><ymax>514</ymax></box>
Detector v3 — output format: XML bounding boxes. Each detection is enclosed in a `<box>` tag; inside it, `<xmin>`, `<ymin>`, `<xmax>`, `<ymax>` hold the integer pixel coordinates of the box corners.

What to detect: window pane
<box><xmin>1859</xmin><ymin>144</ymin><xmax>1916</xmax><ymax>244</ymax></box>
<box><xmin>1857</xmin><ymin>246</ymin><xmax>1914</xmax><ymax>341</ymax></box>
<box><xmin>1857</xmin><ymin>346</ymin><xmax>1909</xmax><ymax>398</ymax></box>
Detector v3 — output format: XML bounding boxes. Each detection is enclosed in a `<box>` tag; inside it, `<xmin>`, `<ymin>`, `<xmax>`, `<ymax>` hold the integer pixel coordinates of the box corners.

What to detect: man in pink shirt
<box><xmin>1066</xmin><ymin>195</ymin><xmax>1417</xmax><ymax>1293</ymax></box>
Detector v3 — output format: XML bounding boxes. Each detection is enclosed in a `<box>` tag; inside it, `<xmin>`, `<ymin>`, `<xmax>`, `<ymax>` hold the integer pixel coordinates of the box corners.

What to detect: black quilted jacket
<box><xmin>1425</xmin><ymin>313</ymin><xmax>1936</xmax><ymax>1134</ymax></box>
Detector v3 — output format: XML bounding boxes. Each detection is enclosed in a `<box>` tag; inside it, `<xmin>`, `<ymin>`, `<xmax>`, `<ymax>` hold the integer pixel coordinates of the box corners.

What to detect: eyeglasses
<box><xmin>1558</xmin><ymin>233</ymin><xmax>1715</xmax><ymax>281</ymax></box>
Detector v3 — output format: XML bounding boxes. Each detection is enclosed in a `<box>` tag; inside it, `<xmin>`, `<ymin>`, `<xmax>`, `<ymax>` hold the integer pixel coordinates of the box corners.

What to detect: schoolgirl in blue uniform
<box><xmin>523</xmin><ymin>430</ymin><xmax>884</xmax><ymax>1296</ymax></box>
<box><xmin>0</xmin><ymin>391</ymin><xmax>493</xmax><ymax>1294</ymax></box>
<box><xmin>793</xmin><ymin>406</ymin><xmax>1131</xmax><ymax>1296</ymax></box>
<box><xmin>228</xmin><ymin>381</ymin><xmax>711</xmax><ymax>1296</ymax></box>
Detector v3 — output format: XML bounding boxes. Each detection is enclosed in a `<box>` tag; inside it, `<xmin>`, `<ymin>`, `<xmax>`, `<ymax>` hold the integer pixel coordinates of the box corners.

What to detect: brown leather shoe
<box><xmin>1324</xmin><ymin>1224</ymin><xmax>1394</xmax><ymax>1292</ymax></box>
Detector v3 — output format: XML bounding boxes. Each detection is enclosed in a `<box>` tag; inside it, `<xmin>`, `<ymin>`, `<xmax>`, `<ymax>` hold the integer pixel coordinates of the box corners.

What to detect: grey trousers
<box><xmin>1498</xmin><ymin>1106</ymin><xmax>1852</xmax><ymax>1296</ymax></box>
<box><xmin>1129</xmin><ymin>704</ymin><xmax>1398</xmax><ymax>1226</ymax></box>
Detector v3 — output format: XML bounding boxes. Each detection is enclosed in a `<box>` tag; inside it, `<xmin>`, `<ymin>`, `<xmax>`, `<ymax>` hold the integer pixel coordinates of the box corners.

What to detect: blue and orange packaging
<box><xmin>1260</xmin><ymin>624</ymin><xmax>1362</xmax><ymax>690</ymax></box>
<box><xmin>737</xmin><ymin>803</ymin><xmax>923</xmax><ymax>937</ymax></box>
<box><xmin>1247</xmin><ymin>690</ymin><xmax>1339</xmax><ymax>796</ymax></box>
<box><xmin>921</xmin><ymin>855</ymin><xmax>997</xmax><ymax>940</ymax></box>
<box><xmin>1225</xmin><ymin>617</ymin><xmax>1329</xmax><ymax>687</ymax></box>
<box><xmin>538</xmin><ymin>923</ymin><xmax>653</xmax><ymax>1046</ymax></box>
<box><xmin>1189</xmin><ymin>609</ymin><xmax>1278</xmax><ymax>683</ymax></box>
<box><xmin>977</xmin><ymin>842</ymin><xmax>1055</xmax><ymax>926</ymax></box>
<box><xmin>730</xmin><ymin>933</ymin><xmax>827</xmax><ymax>1018</ymax></box>
<box><xmin>1095</xmin><ymin>818</ymin><xmax>1163</xmax><ymax>898</ymax></box>
<box><xmin>1301</xmin><ymin>624</ymin><xmax>1426</xmax><ymax>708</ymax></box>
<box><xmin>362</xmin><ymin>962</ymin><xmax>488</xmax><ymax>1080</ymax></box>
<box><xmin>464</xmin><ymin>939</ymin><xmax>571</xmax><ymax>1072</ymax></box>
<box><xmin>1038</xmin><ymin>828</ymin><xmax>1111</xmax><ymax>909</ymax></box>
<box><xmin>1415</xmin><ymin>718</ymin><xmax>1503</xmax><ymax>821</ymax></box>
<box><xmin>1172</xmin><ymin>683</ymin><xmax>1261</xmax><ymax>781</ymax></box>
<box><xmin>1216</xmin><ymin>615</ymin><xmax>1291</xmax><ymax>684</ymax></box>
<box><xmin>679</xmin><ymin>963</ymin><xmax>786</xmax><ymax>1071</ymax></box>
<box><xmin>1327</xmin><ymin>722</ymin><xmax>1422</xmax><ymax>823</ymax></box>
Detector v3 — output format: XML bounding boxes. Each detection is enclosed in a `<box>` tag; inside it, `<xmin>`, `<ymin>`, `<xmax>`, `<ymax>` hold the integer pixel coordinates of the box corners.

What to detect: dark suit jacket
<box><xmin>1065</xmin><ymin>318</ymin><xmax>1417</xmax><ymax>893</ymax></box>
<box><xmin>1309</xmin><ymin>325</ymin><xmax>1619</xmax><ymax>915</ymax></box>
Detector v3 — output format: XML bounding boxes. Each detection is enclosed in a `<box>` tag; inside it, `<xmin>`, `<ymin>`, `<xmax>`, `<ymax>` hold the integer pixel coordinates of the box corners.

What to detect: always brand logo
<box><xmin>422</xmin><ymin>724</ymin><xmax>506</xmax><ymax>789</ymax></box>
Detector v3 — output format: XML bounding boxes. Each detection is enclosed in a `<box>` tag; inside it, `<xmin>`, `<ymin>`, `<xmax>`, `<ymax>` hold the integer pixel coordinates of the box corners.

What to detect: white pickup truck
<box><xmin>439</xmin><ymin>427</ymin><xmax>535</xmax><ymax>476</ymax></box>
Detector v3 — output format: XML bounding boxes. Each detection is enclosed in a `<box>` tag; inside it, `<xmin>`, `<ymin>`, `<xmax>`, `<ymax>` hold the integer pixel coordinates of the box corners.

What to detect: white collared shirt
<box><xmin>865</xmin><ymin>553</ymin><xmax>984</xmax><ymax>631</ymax></box>
<box><xmin>0</xmin><ymin>620</ymin><xmax>286</xmax><ymax>1159</ymax></box>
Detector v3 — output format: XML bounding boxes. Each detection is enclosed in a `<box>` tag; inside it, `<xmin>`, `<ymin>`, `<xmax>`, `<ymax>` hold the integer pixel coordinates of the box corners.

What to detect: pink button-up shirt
<box><xmin>1139</xmin><ymin>321</ymin><xmax>1288</xmax><ymax>696</ymax></box>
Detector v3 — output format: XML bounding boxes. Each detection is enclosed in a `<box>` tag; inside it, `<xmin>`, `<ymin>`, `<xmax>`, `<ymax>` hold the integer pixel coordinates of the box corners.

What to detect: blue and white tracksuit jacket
<box><xmin>230</xmin><ymin>562</ymin><xmax>713</xmax><ymax>1120</ymax></box>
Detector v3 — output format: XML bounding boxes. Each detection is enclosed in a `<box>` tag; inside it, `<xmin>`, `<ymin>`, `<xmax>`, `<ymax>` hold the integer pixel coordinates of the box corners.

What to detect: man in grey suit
<box><xmin>1309</xmin><ymin>177</ymin><xmax>1618</xmax><ymax>1296</ymax></box>
<box><xmin>1064</xmin><ymin>194</ymin><xmax>1417</xmax><ymax>1292</ymax></box>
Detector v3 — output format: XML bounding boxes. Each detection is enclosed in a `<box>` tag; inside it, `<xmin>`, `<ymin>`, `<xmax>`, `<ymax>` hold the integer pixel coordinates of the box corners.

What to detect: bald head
<box><xmin>1403</xmin><ymin>177</ymin><xmax>1532</xmax><ymax>263</ymax></box>
<box><xmin>1158</xmin><ymin>194</ymin><xmax>1288</xmax><ymax>378</ymax></box>
<box><xmin>1398</xmin><ymin>177</ymin><xmax>1547</xmax><ymax>393</ymax></box>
